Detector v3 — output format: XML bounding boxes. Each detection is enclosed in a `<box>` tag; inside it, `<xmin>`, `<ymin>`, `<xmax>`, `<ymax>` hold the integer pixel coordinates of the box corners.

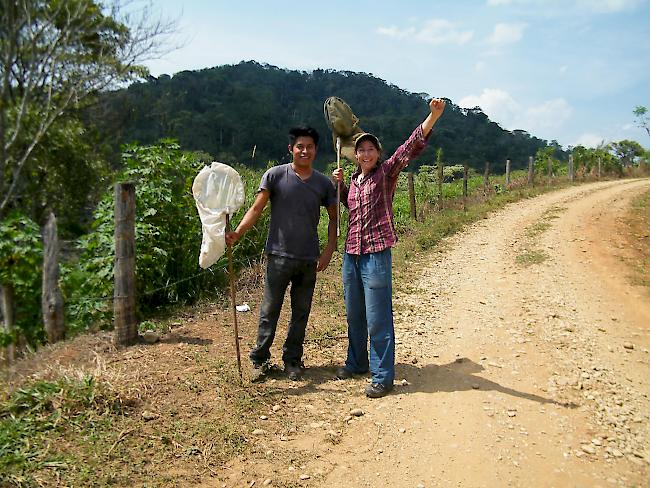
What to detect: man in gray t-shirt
<box><xmin>225</xmin><ymin>126</ymin><xmax>337</xmax><ymax>382</ymax></box>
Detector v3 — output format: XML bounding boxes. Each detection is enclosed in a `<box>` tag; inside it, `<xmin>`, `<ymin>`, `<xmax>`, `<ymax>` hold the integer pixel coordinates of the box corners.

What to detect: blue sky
<box><xmin>144</xmin><ymin>0</ymin><xmax>650</xmax><ymax>149</ymax></box>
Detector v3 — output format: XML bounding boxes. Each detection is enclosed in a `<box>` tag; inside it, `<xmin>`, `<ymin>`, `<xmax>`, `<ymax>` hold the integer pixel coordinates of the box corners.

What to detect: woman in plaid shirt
<box><xmin>333</xmin><ymin>98</ymin><xmax>446</xmax><ymax>398</ymax></box>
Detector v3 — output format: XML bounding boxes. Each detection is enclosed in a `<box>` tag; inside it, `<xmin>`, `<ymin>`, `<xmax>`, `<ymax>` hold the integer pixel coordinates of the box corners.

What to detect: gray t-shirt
<box><xmin>260</xmin><ymin>163</ymin><xmax>336</xmax><ymax>261</ymax></box>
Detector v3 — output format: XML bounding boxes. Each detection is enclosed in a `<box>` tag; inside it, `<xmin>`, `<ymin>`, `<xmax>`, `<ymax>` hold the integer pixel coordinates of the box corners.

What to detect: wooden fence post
<box><xmin>437</xmin><ymin>161</ymin><xmax>444</xmax><ymax>211</ymax></box>
<box><xmin>407</xmin><ymin>172</ymin><xmax>417</xmax><ymax>220</ymax></box>
<box><xmin>568</xmin><ymin>155</ymin><xmax>575</xmax><ymax>183</ymax></box>
<box><xmin>527</xmin><ymin>156</ymin><xmax>535</xmax><ymax>186</ymax></box>
<box><xmin>598</xmin><ymin>157</ymin><xmax>602</xmax><ymax>179</ymax></box>
<box><xmin>483</xmin><ymin>161</ymin><xmax>490</xmax><ymax>195</ymax></box>
<box><xmin>42</xmin><ymin>212</ymin><xmax>65</xmax><ymax>343</ymax></box>
<box><xmin>114</xmin><ymin>182</ymin><xmax>137</xmax><ymax>347</ymax></box>
<box><xmin>463</xmin><ymin>164</ymin><xmax>469</xmax><ymax>212</ymax></box>
<box><xmin>1</xmin><ymin>284</ymin><xmax>16</xmax><ymax>363</ymax></box>
<box><xmin>505</xmin><ymin>159</ymin><xmax>511</xmax><ymax>187</ymax></box>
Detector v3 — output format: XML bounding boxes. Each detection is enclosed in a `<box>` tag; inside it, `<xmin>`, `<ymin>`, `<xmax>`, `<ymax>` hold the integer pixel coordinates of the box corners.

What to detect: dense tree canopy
<box><xmin>611</xmin><ymin>140</ymin><xmax>646</xmax><ymax>167</ymax></box>
<box><xmin>0</xmin><ymin>0</ymin><xmax>173</xmax><ymax>222</ymax></box>
<box><xmin>89</xmin><ymin>61</ymin><xmax>556</xmax><ymax>172</ymax></box>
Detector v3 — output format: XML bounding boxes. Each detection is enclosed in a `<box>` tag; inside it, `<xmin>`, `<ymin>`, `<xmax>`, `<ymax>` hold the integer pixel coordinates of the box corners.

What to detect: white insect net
<box><xmin>192</xmin><ymin>162</ymin><xmax>245</xmax><ymax>269</ymax></box>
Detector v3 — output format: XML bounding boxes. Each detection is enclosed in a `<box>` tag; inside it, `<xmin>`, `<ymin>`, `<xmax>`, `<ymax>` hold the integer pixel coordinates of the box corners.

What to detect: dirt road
<box><xmin>231</xmin><ymin>179</ymin><xmax>650</xmax><ymax>488</ymax></box>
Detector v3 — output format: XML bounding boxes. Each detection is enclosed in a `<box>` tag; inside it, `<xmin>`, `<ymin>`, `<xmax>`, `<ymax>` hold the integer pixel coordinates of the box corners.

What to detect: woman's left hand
<box><xmin>429</xmin><ymin>98</ymin><xmax>446</xmax><ymax>117</ymax></box>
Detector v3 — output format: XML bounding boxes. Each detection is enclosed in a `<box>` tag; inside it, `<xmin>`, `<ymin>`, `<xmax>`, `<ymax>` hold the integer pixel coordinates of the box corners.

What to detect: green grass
<box><xmin>0</xmin><ymin>355</ymin><xmax>265</xmax><ymax>487</ymax></box>
<box><xmin>628</xmin><ymin>189</ymin><xmax>650</xmax><ymax>288</ymax></box>
<box><xmin>0</xmin><ymin>376</ymin><xmax>126</xmax><ymax>487</ymax></box>
<box><xmin>393</xmin><ymin>179</ymin><xmax>552</xmax><ymax>267</ymax></box>
<box><xmin>515</xmin><ymin>250</ymin><xmax>550</xmax><ymax>266</ymax></box>
<box><xmin>525</xmin><ymin>222</ymin><xmax>552</xmax><ymax>238</ymax></box>
<box><xmin>137</xmin><ymin>319</ymin><xmax>169</xmax><ymax>334</ymax></box>
<box><xmin>542</xmin><ymin>205</ymin><xmax>567</xmax><ymax>219</ymax></box>
<box><xmin>513</xmin><ymin>203</ymin><xmax>568</xmax><ymax>267</ymax></box>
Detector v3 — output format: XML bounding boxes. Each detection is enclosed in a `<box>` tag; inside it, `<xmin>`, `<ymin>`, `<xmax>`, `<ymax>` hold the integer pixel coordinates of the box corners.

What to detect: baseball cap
<box><xmin>354</xmin><ymin>133</ymin><xmax>383</xmax><ymax>153</ymax></box>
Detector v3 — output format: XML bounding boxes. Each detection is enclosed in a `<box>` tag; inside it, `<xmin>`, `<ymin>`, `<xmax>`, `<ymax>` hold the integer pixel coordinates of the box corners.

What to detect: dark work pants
<box><xmin>249</xmin><ymin>254</ymin><xmax>317</xmax><ymax>366</ymax></box>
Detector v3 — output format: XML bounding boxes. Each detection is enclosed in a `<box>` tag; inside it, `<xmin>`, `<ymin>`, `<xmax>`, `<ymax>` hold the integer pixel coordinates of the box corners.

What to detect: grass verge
<box><xmin>393</xmin><ymin>181</ymin><xmax>568</xmax><ymax>270</ymax></box>
<box><xmin>626</xmin><ymin>189</ymin><xmax>650</xmax><ymax>288</ymax></box>
<box><xmin>0</xmin><ymin>376</ymin><xmax>128</xmax><ymax>487</ymax></box>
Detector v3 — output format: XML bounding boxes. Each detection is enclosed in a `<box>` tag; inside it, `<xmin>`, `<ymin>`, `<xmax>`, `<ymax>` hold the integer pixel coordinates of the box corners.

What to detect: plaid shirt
<box><xmin>341</xmin><ymin>124</ymin><xmax>430</xmax><ymax>255</ymax></box>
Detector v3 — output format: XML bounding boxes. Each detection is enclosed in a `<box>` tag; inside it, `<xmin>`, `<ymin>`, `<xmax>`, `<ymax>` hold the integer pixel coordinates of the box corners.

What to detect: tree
<box><xmin>534</xmin><ymin>146</ymin><xmax>560</xmax><ymax>176</ymax></box>
<box><xmin>17</xmin><ymin>117</ymin><xmax>109</xmax><ymax>236</ymax></box>
<box><xmin>0</xmin><ymin>0</ymin><xmax>175</xmax><ymax>353</ymax></box>
<box><xmin>0</xmin><ymin>0</ymin><xmax>175</xmax><ymax>219</ymax></box>
<box><xmin>610</xmin><ymin>139</ymin><xmax>645</xmax><ymax>167</ymax></box>
<box><xmin>572</xmin><ymin>144</ymin><xmax>620</xmax><ymax>177</ymax></box>
<box><xmin>634</xmin><ymin>106</ymin><xmax>649</xmax><ymax>140</ymax></box>
<box><xmin>0</xmin><ymin>212</ymin><xmax>42</xmax><ymax>359</ymax></box>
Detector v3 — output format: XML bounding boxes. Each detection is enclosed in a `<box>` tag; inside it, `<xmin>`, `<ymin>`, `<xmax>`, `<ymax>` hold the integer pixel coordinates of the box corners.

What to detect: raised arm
<box><xmin>421</xmin><ymin>98</ymin><xmax>446</xmax><ymax>137</ymax></box>
<box><xmin>385</xmin><ymin>97</ymin><xmax>446</xmax><ymax>178</ymax></box>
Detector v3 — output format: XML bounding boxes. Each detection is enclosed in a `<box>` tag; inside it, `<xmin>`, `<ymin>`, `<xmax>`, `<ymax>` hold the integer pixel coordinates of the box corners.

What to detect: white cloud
<box><xmin>488</xmin><ymin>23</ymin><xmax>527</xmax><ymax>45</ymax></box>
<box><xmin>377</xmin><ymin>19</ymin><xmax>473</xmax><ymax>45</ymax></box>
<box><xmin>459</xmin><ymin>88</ymin><xmax>520</xmax><ymax>122</ymax></box>
<box><xmin>487</xmin><ymin>0</ymin><xmax>643</xmax><ymax>12</ymax></box>
<box><xmin>526</xmin><ymin>99</ymin><xmax>573</xmax><ymax>131</ymax></box>
<box><xmin>376</xmin><ymin>25</ymin><xmax>415</xmax><ymax>39</ymax></box>
<box><xmin>417</xmin><ymin>19</ymin><xmax>474</xmax><ymax>45</ymax></box>
<box><xmin>574</xmin><ymin>133</ymin><xmax>606</xmax><ymax>148</ymax></box>
<box><xmin>575</xmin><ymin>0</ymin><xmax>644</xmax><ymax>13</ymax></box>
<box><xmin>458</xmin><ymin>89</ymin><xmax>573</xmax><ymax>141</ymax></box>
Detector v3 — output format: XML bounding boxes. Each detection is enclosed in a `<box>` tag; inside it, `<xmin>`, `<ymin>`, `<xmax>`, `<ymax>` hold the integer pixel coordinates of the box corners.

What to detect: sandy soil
<box><xmin>224</xmin><ymin>179</ymin><xmax>650</xmax><ymax>488</ymax></box>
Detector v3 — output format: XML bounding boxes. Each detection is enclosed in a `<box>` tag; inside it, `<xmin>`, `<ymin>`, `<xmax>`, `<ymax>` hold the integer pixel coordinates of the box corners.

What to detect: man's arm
<box><xmin>317</xmin><ymin>204</ymin><xmax>338</xmax><ymax>272</ymax></box>
<box><xmin>225</xmin><ymin>190</ymin><xmax>270</xmax><ymax>246</ymax></box>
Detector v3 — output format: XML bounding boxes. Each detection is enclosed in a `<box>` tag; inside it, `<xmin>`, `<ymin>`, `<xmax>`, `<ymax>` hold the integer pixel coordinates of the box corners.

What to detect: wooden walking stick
<box><xmin>336</xmin><ymin>136</ymin><xmax>341</xmax><ymax>237</ymax></box>
<box><xmin>225</xmin><ymin>213</ymin><xmax>243</xmax><ymax>381</ymax></box>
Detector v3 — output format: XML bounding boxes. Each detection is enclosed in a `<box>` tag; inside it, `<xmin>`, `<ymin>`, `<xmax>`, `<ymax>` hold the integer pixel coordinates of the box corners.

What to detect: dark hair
<box><xmin>288</xmin><ymin>126</ymin><xmax>319</xmax><ymax>148</ymax></box>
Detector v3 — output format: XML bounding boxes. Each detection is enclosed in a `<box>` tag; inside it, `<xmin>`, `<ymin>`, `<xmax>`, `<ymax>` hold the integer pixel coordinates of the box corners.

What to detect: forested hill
<box><xmin>90</xmin><ymin>60</ymin><xmax>556</xmax><ymax>171</ymax></box>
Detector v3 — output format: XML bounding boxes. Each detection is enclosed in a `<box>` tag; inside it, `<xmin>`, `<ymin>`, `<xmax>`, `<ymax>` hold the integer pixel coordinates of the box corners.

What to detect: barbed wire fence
<box><xmin>46</xmin><ymin>154</ymin><xmax>611</xmax><ymax>349</ymax></box>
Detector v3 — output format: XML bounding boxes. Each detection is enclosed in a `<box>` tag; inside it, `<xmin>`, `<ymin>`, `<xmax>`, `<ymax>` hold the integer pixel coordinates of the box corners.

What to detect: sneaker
<box><xmin>365</xmin><ymin>383</ymin><xmax>393</xmax><ymax>398</ymax></box>
<box><xmin>250</xmin><ymin>362</ymin><xmax>269</xmax><ymax>383</ymax></box>
<box><xmin>336</xmin><ymin>367</ymin><xmax>354</xmax><ymax>380</ymax></box>
<box><xmin>284</xmin><ymin>362</ymin><xmax>304</xmax><ymax>381</ymax></box>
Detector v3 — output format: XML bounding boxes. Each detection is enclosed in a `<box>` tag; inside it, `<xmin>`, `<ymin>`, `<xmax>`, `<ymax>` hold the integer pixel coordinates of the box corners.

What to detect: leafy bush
<box><xmin>0</xmin><ymin>212</ymin><xmax>43</xmax><ymax>346</ymax></box>
<box><xmin>64</xmin><ymin>141</ymin><xmax>268</xmax><ymax>332</ymax></box>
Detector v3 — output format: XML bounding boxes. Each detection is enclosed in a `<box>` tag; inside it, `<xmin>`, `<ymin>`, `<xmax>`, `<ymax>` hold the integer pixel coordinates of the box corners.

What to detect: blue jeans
<box><xmin>250</xmin><ymin>254</ymin><xmax>317</xmax><ymax>366</ymax></box>
<box><xmin>342</xmin><ymin>249</ymin><xmax>394</xmax><ymax>386</ymax></box>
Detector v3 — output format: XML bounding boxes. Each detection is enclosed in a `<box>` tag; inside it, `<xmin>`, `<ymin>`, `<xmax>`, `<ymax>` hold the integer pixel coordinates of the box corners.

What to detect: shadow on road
<box><xmin>249</xmin><ymin>358</ymin><xmax>577</xmax><ymax>409</ymax></box>
<box><xmin>160</xmin><ymin>334</ymin><xmax>214</xmax><ymax>346</ymax></box>
<box><xmin>397</xmin><ymin>357</ymin><xmax>576</xmax><ymax>407</ymax></box>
